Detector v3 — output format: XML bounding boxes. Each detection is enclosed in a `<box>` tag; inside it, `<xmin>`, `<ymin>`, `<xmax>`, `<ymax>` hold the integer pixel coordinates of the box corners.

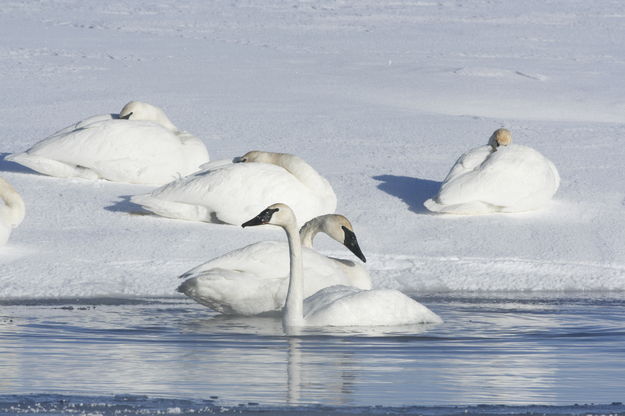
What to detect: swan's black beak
<box><xmin>241</xmin><ymin>207</ymin><xmax>279</xmax><ymax>228</ymax></box>
<box><xmin>119</xmin><ymin>112</ymin><xmax>133</xmax><ymax>120</ymax></box>
<box><xmin>233</xmin><ymin>156</ymin><xmax>246</xmax><ymax>163</ymax></box>
<box><xmin>342</xmin><ymin>226</ymin><xmax>366</xmax><ymax>263</ymax></box>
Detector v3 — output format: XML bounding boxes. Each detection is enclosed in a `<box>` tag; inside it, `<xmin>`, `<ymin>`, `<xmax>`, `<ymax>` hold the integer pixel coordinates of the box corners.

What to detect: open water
<box><xmin>1</xmin><ymin>293</ymin><xmax>624</xmax><ymax>415</ymax></box>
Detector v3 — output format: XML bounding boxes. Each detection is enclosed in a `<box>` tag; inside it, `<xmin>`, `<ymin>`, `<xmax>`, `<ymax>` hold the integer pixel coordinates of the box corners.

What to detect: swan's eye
<box><xmin>120</xmin><ymin>111</ymin><xmax>133</xmax><ymax>120</ymax></box>
<box><xmin>261</xmin><ymin>207</ymin><xmax>279</xmax><ymax>221</ymax></box>
<box><xmin>242</xmin><ymin>207</ymin><xmax>279</xmax><ymax>227</ymax></box>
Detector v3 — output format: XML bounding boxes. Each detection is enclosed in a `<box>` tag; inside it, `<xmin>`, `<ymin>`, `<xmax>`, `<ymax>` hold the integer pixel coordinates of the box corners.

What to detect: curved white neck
<box><xmin>0</xmin><ymin>178</ymin><xmax>25</xmax><ymax>228</ymax></box>
<box><xmin>283</xmin><ymin>219</ymin><xmax>305</xmax><ymax>327</ymax></box>
<box><xmin>299</xmin><ymin>217</ymin><xmax>323</xmax><ymax>248</ymax></box>
<box><xmin>273</xmin><ymin>154</ymin><xmax>334</xmax><ymax>198</ymax></box>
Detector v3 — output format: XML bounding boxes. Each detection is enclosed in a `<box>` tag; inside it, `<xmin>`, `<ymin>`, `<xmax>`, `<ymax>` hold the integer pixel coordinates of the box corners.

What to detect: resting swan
<box><xmin>6</xmin><ymin>101</ymin><xmax>209</xmax><ymax>185</ymax></box>
<box><xmin>0</xmin><ymin>177</ymin><xmax>25</xmax><ymax>245</ymax></box>
<box><xmin>177</xmin><ymin>214</ymin><xmax>372</xmax><ymax>316</ymax></box>
<box><xmin>241</xmin><ymin>203</ymin><xmax>443</xmax><ymax>327</ymax></box>
<box><xmin>131</xmin><ymin>151</ymin><xmax>337</xmax><ymax>226</ymax></box>
<box><xmin>424</xmin><ymin>128</ymin><xmax>560</xmax><ymax>214</ymax></box>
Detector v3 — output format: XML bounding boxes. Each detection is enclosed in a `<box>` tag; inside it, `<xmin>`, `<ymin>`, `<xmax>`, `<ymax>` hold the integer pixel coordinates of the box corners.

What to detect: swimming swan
<box><xmin>177</xmin><ymin>214</ymin><xmax>372</xmax><ymax>316</ymax></box>
<box><xmin>241</xmin><ymin>203</ymin><xmax>443</xmax><ymax>327</ymax></box>
<box><xmin>0</xmin><ymin>177</ymin><xmax>25</xmax><ymax>245</ymax></box>
<box><xmin>6</xmin><ymin>101</ymin><xmax>209</xmax><ymax>185</ymax></box>
<box><xmin>131</xmin><ymin>151</ymin><xmax>337</xmax><ymax>226</ymax></box>
<box><xmin>424</xmin><ymin>128</ymin><xmax>560</xmax><ymax>214</ymax></box>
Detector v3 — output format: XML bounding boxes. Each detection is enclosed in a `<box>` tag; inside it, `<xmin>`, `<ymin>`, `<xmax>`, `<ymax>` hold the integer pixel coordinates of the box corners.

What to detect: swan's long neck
<box><xmin>0</xmin><ymin>178</ymin><xmax>25</xmax><ymax>228</ymax></box>
<box><xmin>274</xmin><ymin>154</ymin><xmax>335</xmax><ymax>199</ymax></box>
<box><xmin>299</xmin><ymin>217</ymin><xmax>323</xmax><ymax>248</ymax></box>
<box><xmin>283</xmin><ymin>219</ymin><xmax>305</xmax><ymax>327</ymax></box>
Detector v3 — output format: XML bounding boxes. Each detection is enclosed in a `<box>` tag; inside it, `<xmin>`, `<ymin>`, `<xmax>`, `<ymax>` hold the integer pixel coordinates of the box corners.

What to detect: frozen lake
<box><xmin>1</xmin><ymin>293</ymin><xmax>624</xmax><ymax>415</ymax></box>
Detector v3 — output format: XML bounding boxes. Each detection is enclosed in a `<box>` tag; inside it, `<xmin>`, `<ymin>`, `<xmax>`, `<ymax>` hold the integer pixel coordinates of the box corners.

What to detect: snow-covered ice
<box><xmin>1</xmin><ymin>0</ymin><xmax>624</xmax><ymax>299</ymax></box>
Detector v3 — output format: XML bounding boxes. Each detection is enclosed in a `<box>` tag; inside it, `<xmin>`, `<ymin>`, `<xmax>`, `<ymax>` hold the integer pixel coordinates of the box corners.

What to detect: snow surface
<box><xmin>1</xmin><ymin>0</ymin><xmax>624</xmax><ymax>298</ymax></box>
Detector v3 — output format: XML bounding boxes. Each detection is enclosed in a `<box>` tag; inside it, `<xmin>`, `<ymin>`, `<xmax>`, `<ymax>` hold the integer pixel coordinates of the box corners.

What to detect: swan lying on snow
<box><xmin>178</xmin><ymin>214</ymin><xmax>372</xmax><ymax>316</ymax></box>
<box><xmin>6</xmin><ymin>101</ymin><xmax>209</xmax><ymax>185</ymax></box>
<box><xmin>131</xmin><ymin>151</ymin><xmax>337</xmax><ymax>226</ymax></box>
<box><xmin>241</xmin><ymin>203</ymin><xmax>442</xmax><ymax>327</ymax></box>
<box><xmin>424</xmin><ymin>128</ymin><xmax>560</xmax><ymax>214</ymax></box>
<box><xmin>0</xmin><ymin>177</ymin><xmax>25</xmax><ymax>245</ymax></box>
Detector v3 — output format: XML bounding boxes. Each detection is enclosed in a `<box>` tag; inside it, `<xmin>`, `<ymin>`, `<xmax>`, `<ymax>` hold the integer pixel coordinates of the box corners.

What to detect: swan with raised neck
<box><xmin>243</xmin><ymin>203</ymin><xmax>443</xmax><ymax>328</ymax></box>
<box><xmin>243</xmin><ymin>203</ymin><xmax>305</xmax><ymax>326</ymax></box>
<box><xmin>176</xmin><ymin>212</ymin><xmax>371</xmax><ymax>316</ymax></box>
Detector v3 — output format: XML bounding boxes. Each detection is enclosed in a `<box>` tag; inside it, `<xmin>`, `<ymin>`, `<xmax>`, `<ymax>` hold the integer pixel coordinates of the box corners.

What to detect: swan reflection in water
<box><xmin>180</xmin><ymin>313</ymin><xmax>439</xmax><ymax>406</ymax></box>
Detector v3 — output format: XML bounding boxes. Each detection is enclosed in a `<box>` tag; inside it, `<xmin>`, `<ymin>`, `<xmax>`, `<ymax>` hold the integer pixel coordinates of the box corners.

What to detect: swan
<box><xmin>424</xmin><ymin>128</ymin><xmax>560</xmax><ymax>214</ymax></box>
<box><xmin>6</xmin><ymin>101</ymin><xmax>209</xmax><ymax>185</ymax></box>
<box><xmin>177</xmin><ymin>214</ymin><xmax>372</xmax><ymax>316</ymax></box>
<box><xmin>0</xmin><ymin>177</ymin><xmax>25</xmax><ymax>245</ymax></box>
<box><xmin>131</xmin><ymin>151</ymin><xmax>337</xmax><ymax>226</ymax></box>
<box><xmin>241</xmin><ymin>203</ymin><xmax>443</xmax><ymax>327</ymax></box>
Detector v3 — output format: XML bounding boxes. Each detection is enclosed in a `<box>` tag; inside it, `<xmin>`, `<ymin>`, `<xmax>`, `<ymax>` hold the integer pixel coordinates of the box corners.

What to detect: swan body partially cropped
<box><xmin>0</xmin><ymin>177</ymin><xmax>25</xmax><ymax>245</ymax></box>
<box><xmin>131</xmin><ymin>151</ymin><xmax>337</xmax><ymax>226</ymax></box>
<box><xmin>178</xmin><ymin>214</ymin><xmax>372</xmax><ymax>315</ymax></box>
<box><xmin>6</xmin><ymin>101</ymin><xmax>209</xmax><ymax>185</ymax></box>
<box><xmin>424</xmin><ymin>128</ymin><xmax>560</xmax><ymax>214</ymax></box>
<box><xmin>241</xmin><ymin>204</ymin><xmax>443</xmax><ymax>328</ymax></box>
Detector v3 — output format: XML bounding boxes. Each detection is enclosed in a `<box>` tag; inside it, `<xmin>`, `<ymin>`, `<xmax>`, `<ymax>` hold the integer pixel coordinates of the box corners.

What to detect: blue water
<box><xmin>1</xmin><ymin>294</ymin><xmax>624</xmax><ymax>415</ymax></box>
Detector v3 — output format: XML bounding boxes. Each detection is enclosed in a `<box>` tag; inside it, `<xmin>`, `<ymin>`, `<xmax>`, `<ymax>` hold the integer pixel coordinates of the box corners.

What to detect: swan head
<box><xmin>235</xmin><ymin>151</ymin><xmax>277</xmax><ymax>164</ymax></box>
<box><xmin>307</xmin><ymin>214</ymin><xmax>367</xmax><ymax>263</ymax></box>
<box><xmin>241</xmin><ymin>203</ymin><xmax>295</xmax><ymax>228</ymax></box>
<box><xmin>487</xmin><ymin>128</ymin><xmax>512</xmax><ymax>150</ymax></box>
<box><xmin>118</xmin><ymin>101</ymin><xmax>178</xmax><ymax>132</ymax></box>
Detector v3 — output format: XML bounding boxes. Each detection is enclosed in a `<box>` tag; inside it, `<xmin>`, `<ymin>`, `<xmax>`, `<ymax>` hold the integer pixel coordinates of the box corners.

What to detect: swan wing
<box><xmin>304</xmin><ymin>287</ymin><xmax>443</xmax><ymax>326</ymax></box>
<box><xmin>135</xmin><ymin>162</ymin><xmax>335</xmax><ymax>225</ymax></box>
<box><xmin>178</xmin><ymin>268</ymin><xmax>286</xmax><ymax>315</ymax></box>
<box><xmin>179</xmin><ymin>242</ymin><xmax>361</xmax><ymax>315</ymax></box>
<box><xmin>443</xmin><ymin>145</ymin><xmax>492</xmax><ymax>182</ymax></box>
<box><xmin>50</xmin><ymin>113</ymin><xmax>115</xmax><ymax>136</ymax></box>
<box><xmin>180</xmin><ymin>241</ymin><xmax>291</xmax><ymax>280</ymax></box>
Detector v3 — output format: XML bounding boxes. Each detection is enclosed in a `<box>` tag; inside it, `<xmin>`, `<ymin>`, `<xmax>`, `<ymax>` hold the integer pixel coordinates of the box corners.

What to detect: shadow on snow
<box><xmin>372</xmin><ymin>174</ymin><xmax>440</xmax><ymax>214</ymax></box>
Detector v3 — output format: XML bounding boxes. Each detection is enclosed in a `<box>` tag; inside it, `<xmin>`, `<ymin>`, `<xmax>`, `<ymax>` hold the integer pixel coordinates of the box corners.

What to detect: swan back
<box><xmin>119</xmin><ymin>101</ymin><xmax>178</xmax><ymax>132</ymax></box>
<box><xmin>241</xmin><ymin>151</ymin><xmax>337</xmax><ymax>205</ymax></box>
<box><xmin>304</xmin><ymin>287</ymin><xmax>443</xmax><ymax>327</ymax></box>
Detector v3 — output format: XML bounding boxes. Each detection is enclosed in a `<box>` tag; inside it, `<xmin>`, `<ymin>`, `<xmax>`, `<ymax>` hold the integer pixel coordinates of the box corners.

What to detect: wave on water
<box><xmin>1</xmin><ymin>395</ymin><xmax>624</xmax><ymax>416</ymax></box>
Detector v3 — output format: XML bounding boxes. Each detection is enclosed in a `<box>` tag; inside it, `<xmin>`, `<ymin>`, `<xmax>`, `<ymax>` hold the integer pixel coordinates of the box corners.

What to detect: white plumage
<box><xmin>0</xmin><ymin>177</ymin><xmax>25</xmax><ymax>245</ymax></box>
<box><xmin>131</xmin><ymin>151</ymin><xmax>337</xmax><ymax>226</ymax></box>
<box><xmin>6</xmin><ymin>101</ymin><xmax>209</xmax><ymax>185</ymax></box>
<box><xmin>425</xmin><ymin>128</ymin><xmax>560</xmax><ymax>214</ymax></box>
<box><xmin>241</xmin><ymin>204</ymin><xmax>443</xmax><ymax>328</ymax></box>
<box><xmin>177</xmin><ymin>214</ymin><xmax>371</xmax><ymax>316</ymax></box>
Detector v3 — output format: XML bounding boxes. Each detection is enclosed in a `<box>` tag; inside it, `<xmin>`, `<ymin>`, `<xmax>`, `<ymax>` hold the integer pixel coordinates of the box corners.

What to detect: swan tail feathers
<box><xmin>130</xmin><ymin>194</ymin><xmax>211</xmax><ymax>222</ymax></box>
<box><xmin>424</xmin><ymin>198</ymin><xmax>497</xmax><ymax>215</ymax></box>
<box><xmin>6</xmin><ymin>153</ymin><xmax>99</xmax><ymax>179</ymax></box>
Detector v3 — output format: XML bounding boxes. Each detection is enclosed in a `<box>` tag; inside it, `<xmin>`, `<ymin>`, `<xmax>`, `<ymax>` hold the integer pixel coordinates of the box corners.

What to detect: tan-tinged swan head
<box><xmin>487</xmin><ymin>128</ymin><xmax>512</xmax><ymax>150</ymax></box>
<box><xmin>300</xmin><ymin>214</ymin><xmax>366</xmax><ymax>263</ymax></box>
